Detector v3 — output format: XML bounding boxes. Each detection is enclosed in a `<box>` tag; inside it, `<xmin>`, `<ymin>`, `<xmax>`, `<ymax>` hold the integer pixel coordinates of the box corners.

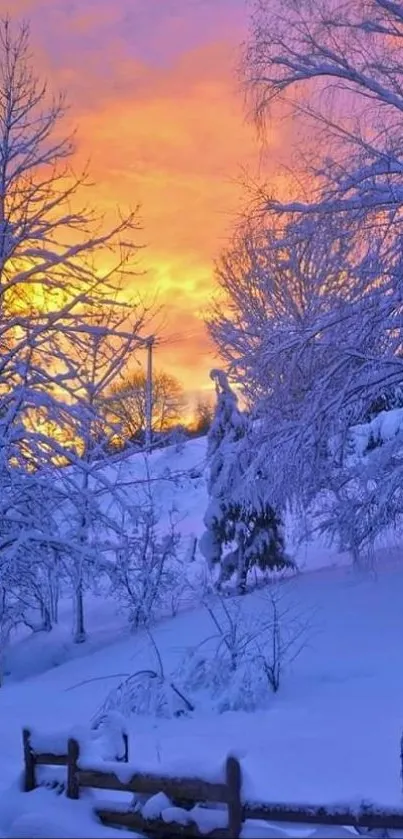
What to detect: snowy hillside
<box><xmin>60</xmin><ymin>431</ymin><xmax>403</xmax><ymax>570</ymax></box>
<box><xmin>2</xmin><ymin>559</ymin><xmax>403</xmax><ymax>836</ymax></box>
<box><xmin>0</xmin><ymin>438</ymin><xmax>403</xmax><ymax>836</ymax></box>
<box><xmin>4</xmin><ymin>432</ymin><xmax>403</xmax><ymax>686</ymax></box>
<box><xmin>99</xmin><ymin>437</ymin><xmax>209</xmax><ymax>544</ymax></box>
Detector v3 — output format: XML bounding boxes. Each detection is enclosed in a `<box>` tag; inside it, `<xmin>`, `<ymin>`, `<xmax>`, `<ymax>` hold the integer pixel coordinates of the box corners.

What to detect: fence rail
<box><xmin>22</xmin><ymin>727</ymin><xmax>403</xmax><ymax>837</ymax></box>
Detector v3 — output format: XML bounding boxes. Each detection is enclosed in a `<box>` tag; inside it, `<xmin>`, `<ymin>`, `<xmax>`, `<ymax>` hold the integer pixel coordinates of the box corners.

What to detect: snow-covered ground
<box><xmin>1</xmin><ymin>438</ymin><xmax>403</xmax><ymax>837</ymax></box>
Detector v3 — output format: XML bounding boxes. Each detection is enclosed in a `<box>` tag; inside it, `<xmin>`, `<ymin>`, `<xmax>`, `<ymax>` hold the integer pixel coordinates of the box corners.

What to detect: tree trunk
<box><xmin>350</xmin><ymin>543</ymin><xmax>362</xmax><ymax>571</ymax></box>
<box><xmin>49</xmin><ymin>563</ymin><xmax>59</xmax><ymax>624</ymax></box>
<box><xmin>39</xmin><ymin>602</ymin><xmax>52</xmax><ymax>632</ymax></box>
<box><xmin>73</xmin><ymin>580</ymin><xmax>86</xmax><ymax>644</ymax></box>
<box><xmin>236</xmin><ymin>535</ymin><xmax>248</xmax><ymax>595</ymax></box>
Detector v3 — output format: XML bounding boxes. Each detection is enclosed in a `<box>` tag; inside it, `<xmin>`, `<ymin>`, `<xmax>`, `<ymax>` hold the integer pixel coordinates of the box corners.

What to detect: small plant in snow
<box><xmin>111</xmin><ymin>504</ymin><xmax>181</xmax><ymax>629</ymax></box>
<box><xmin>253</xmin><ymin>584</ymin><xmax>314</xmax><ymax>693</ymax></box>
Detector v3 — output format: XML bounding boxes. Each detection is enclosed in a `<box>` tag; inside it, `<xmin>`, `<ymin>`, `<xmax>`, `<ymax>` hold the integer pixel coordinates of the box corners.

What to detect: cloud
<box><xmin>58</xmin><ymin>36</ymin><xmax>265</xmax><ymax>355</ymax></box>
<box><xmin>4</xmin><ymin>0</ymin><xmax>290</xmax><ymax>393</ymax></box>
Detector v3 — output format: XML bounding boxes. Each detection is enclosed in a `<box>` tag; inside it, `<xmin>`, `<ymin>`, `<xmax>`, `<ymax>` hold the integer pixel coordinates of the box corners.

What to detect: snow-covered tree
<box><xmin>0</xmin><ymin>17</ymin><xmax>148</xmax><ymax>657</ymax></box>
<box><xmin>0</xmin><ymin>17</ymin><xmax>144</xmax><ymax>459</ymax></box>
<box><xmin>56</xmin><ymin>304</ymin><xmax>147</xmax><ymax>643</ymax></box>
<box><xmin>364</xmin><ymin>385</ymin><xmax>403</xmax><ymax>423</ymax></box>
<box><xmin>200</xmin><ymin>370</ymin><xmax>290</xmax><ymax>593</ymax></box>
<box><xmin>245</xmin><ymin>0</ymin><xmax>403</xmax><ymax>219</ymax></box>
<box><xmin>218</xmin><ymin>0</ymin><xmax>403</xmax><ymax>553</ymax></box>
<box><xmin>209</xmin><ymin>210</ymin><xmax>361</xmax><ymax>413</ymax></box>
<box><xmin>242</xmin><ymin>0</ymin><xmax>403</xmax><ymax>424</ymax></box>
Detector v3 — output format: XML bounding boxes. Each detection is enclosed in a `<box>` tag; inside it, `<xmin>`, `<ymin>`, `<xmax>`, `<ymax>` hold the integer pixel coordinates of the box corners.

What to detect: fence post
<box><xmin>67</xmin><ymin>738</ymin><xmax>80</xmax><ymax>799</ymax></box>
<box><xmin>22</xmin><ymin>728</ymin><xmax>36</xmax><ymax>792</ymax></box>
<box><xmin>122</xmin><ymin>732</ymin><xmax>129</xmax><ymax>763</ymax></box>
<box><xmin>226</xmin><ymin>755</ymin><xmax>242</xmax><ymax>838</ymax></box>
<box><xmin>116</xmin><ymin>731</ymin><xmax>129</xmax><ymax>763</ymax></box>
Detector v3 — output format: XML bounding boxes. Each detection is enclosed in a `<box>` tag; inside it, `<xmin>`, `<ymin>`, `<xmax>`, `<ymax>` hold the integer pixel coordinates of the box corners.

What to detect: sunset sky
<box><xmin>6</xmin><ymin>0</ymin><xmax>286</xmax><ymax>402</ymax></box>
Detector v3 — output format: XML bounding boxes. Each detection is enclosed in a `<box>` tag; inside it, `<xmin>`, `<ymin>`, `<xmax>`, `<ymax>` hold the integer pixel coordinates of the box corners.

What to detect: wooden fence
<box><xmin>22</xmin><ymin>728</ymin><xmax>403</xmax><ymax>838</ymax></box>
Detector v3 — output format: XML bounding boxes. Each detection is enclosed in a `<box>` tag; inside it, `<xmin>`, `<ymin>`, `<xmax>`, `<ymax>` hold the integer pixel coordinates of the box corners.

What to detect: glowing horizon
<box><xmin>5</xmin><ymin>0</ymin><xmax>288</xmax><ymax>402</ymax></box>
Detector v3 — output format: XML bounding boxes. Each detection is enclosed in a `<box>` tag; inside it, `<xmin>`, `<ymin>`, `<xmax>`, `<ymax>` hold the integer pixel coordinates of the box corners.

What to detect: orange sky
<box><xmin>4</xmin><ymin>0</ymin><xmax>289</xmax><ymax>403</ymax></box>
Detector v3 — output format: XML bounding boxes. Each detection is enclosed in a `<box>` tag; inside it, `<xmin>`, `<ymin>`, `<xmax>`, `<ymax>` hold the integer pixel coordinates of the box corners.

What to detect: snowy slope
<box><xmin>1</xmin><ymin>561</ymin><xmax>403</xmax><ymax>835</ymax></box>
<box><xmin>2</xmin><ymin>437</ymin><xmax>403</xmax><ymax>836</ymax></box>
<box><xmin>5</xmin><ymin>433</ymin><xmax>403</xmax><ymax>686</ymax></box>
<box><xmin>3</xmin><ymin>439</ymin><xmax>209</xmax><ymax>684</ymax></box>
<box><xmin>95</xmin><ymin>436</ymin><xmax>208</xmax><ymax>543</ymax></box>
<box><xmin>59</xmin><ymin>433</ymin><xmax>403</xmax><ymax>571</ymax></box>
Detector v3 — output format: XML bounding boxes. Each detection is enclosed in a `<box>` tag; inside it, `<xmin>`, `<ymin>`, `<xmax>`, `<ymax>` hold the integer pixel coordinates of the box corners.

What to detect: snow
<box><xmin>188</xmin><ymin>804</ymin><xmax>228</xmax><ymax>834</ymax></box>
<box><xmin>1</xmin><ymin>436</ymin><xmax>365</xmax><ymax>688</ymax></box>
<box><xmin>141</xmin><ymin>791</ymin><xmax>171</xmax><ymax>819</ymax></box>
<box><xmin>1</xmin><ymin>560</ymin><xmax>403</xmax><ymax>830</ymax></box>
<box><xmin>348</xmin><ymin>407</ymin><xmax>403</xmax><ymax>460</ymax></box>
<box><xmin>0</xmin><ymin>785</ymin><xmax>135</xmax><ymax>839</ymax></box>
<box><xmin>30</xmin><ymin>726</ymin><xmax>90</xmax><ymax>756</ymax></box>
<box><xmin>29</xmin><ymin>712</ymin><xmax>127</xmax><ymax>764</ymax></box>
<box><xmin>161</xmin><ymin>805</ymin><xmax>192</xmax><ymax>825</ymax></box>
<box><xmin>78</xmin><ymin>752</ymin><xmax>228</xmax><ymax>785</ymax></box>
<box><xmin>2</xmin><ymin>439</ymin><xmax>403</xmax><ymax>836</ymax></box>
<box><xmin>241</xmin><ymin>825</ymin><xmax>312</xmax><ymax>839</ymax></box>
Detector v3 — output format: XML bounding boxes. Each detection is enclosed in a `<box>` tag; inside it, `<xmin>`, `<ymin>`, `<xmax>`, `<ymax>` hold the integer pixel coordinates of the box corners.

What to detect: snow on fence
<box><xmin>22</xmin><ymin>728</ymin><xmax>403</xmax><ymax>838</ymax></box>
<box><xmin>22</xmin><ymin>725</ymin><xmax>129</xmax><ymax>795</ymax></box>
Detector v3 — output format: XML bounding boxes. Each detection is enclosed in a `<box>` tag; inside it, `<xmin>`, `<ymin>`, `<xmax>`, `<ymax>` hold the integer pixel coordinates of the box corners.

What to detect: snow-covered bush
<box><xmin>93</xmin><ymin>669</ymin><xmax>192</xmax><ymax>721</ymax></box>
<box><xmin>178</xmin><ymin>645</ymin><xmax>266</xmax><ymax>713</ymax></box>
<box><xmin>89</xmin><ymin>710</ymin><xmax>128</xmax><ymax>761</ymax></box>
<box><xmin>176</xmin><ymin>595</ymin><xmax>265</xmax><ymax>711</ymax></box>
<box><xmin>176</xmin><ymin>583</ymin><xmax>312</xmax><ymax>711</ymax></box>
<box><xmin>92</xmin><ymin>628</ymin><xmax>194</xmax><ymax>724</ymax></box>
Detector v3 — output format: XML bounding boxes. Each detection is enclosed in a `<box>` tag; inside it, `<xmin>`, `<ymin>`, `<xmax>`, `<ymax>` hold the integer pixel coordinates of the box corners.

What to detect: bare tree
<box><xmin>0</xmin><ymin>17</ymin><xmax>144</xmax><ymax>463</ymax></box>
<box><xmin>109</xmin><ymin>369</ymin><xmax>187</xmax><ymax>441</ymax></box>
<box><xmin>0</xmin><ymin>17</ymin><xmax>148</xmax><ymax>659</ymax></box>
<box><xmin>57</xmin><ymin>304</ymin><xmax>146</xmax><ymax>644</ymax></box>
<box><xmin>192</xmin><ymin>397</ymin><xmax>214</xmax><ymax>436</ymax></box>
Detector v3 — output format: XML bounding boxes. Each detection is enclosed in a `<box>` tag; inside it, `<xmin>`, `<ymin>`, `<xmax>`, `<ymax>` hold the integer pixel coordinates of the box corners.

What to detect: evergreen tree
<box><xmin>200</xmin><ymin>370</ymin><xmax>291</xmax><ymax>593</ymax></box>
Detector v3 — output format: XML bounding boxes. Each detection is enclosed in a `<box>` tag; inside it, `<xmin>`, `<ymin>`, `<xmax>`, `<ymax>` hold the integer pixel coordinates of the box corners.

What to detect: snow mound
<box><xmin>7</xmin><ymin>813</ymin><xmax>73</xmax><ymax>839</ymax></box>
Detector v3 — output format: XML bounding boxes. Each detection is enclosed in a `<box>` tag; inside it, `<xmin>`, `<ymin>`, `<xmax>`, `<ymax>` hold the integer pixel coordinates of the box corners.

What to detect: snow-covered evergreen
<box><xmin>200</xmin><ymin>370</ymin><xmax>291</xmax><ymax>592</ymax></box>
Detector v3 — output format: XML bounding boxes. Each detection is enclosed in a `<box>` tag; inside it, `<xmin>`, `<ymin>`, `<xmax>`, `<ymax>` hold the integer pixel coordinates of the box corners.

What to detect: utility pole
<box><xmin>145</xmin><ymin>335</ymin><xmax>154</xmax><ymax>454</ymax></box>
